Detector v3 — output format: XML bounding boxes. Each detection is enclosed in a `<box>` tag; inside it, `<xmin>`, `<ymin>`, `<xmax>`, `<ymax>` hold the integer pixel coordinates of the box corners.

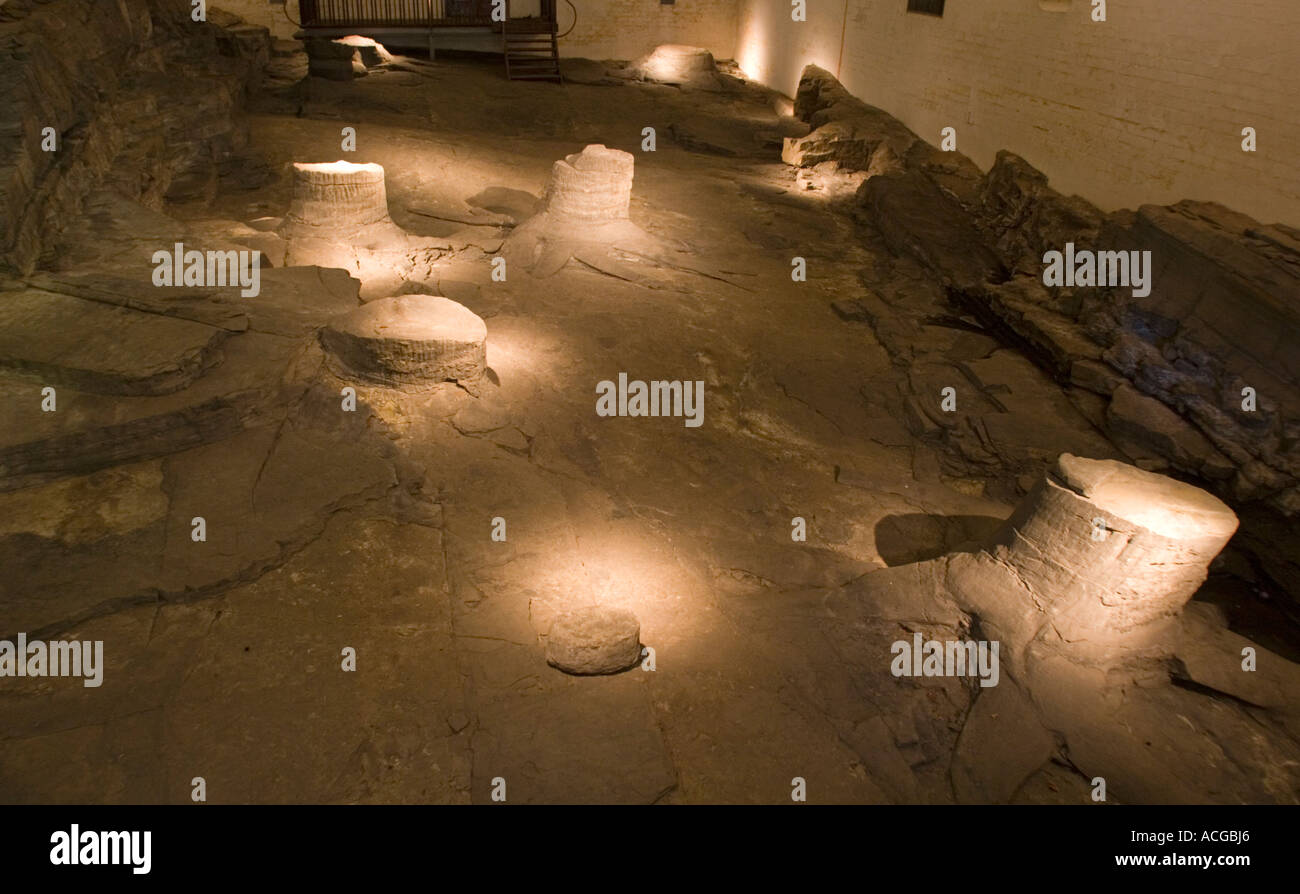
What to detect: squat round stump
<box><xmin>320</xmin><ymin>294</ymin><xmax>487</xmax><ymax>390</ymax></box>
<box><xmin>546</xmin><ymin>606</ymin><xmax>642</xmax><ymax>675</ymax></box>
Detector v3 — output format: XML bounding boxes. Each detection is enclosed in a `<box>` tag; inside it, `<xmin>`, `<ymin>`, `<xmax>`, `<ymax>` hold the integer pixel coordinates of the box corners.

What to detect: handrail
<box><xmin>300</xmin><ymin>0</ymin><xmax>557</xmax><ymax>28</ymax></box>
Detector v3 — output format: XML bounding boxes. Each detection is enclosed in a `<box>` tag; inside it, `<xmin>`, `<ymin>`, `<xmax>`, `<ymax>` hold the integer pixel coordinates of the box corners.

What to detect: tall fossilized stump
<box><xmin>503</xmin><ymin>144</ymin><xmax>672</xmax><ymax>279</ymax></box>
<box><xmin>950</xmin><ymin>454</ymin><xmax>1239</xmax><ymax>669</ymax></box>
<box><xmin>835</xmin><ymin>454</ymin><xmax>1270</xmax><ymax>801</ymax></box>
<box><xmin>276</xmin><ymin>161</ymin><xmax>442</xmax><ymax>297</ymax></box>
<box><xmin>281</xmin><ymin>161</ymin><xmax>396</xmax><ymax>246</ymax></box>
<box><xmin>1013</xmin><ymin>455</ymin><xmax>1235</xmax><ymax>651</ymax></box>
<box><xmin>543</xmin><ymin>144</ymin><xmax>635</xmax><ymax>223</ymax></box>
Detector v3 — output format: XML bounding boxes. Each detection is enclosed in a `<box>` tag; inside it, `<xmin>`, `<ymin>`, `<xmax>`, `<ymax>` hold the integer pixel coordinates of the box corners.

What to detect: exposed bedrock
<box><xmin>0</xmin><ymin>0</ymin><xmax>271</xmax><ymax>274</ymax></box>
<box><xmin>836</xmin><ymin>455</ymin><xmax>1300</xmax><ymax>803</ymax></box>
<box><xmin>786</xmin><ymin>64</ymin><xmax>1300</xmax><ymax>599</ymax></box>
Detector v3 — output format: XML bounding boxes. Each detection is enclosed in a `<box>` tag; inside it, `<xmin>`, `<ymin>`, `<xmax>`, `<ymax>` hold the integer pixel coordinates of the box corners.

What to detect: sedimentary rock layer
<box><xmin>0</xmin><ymin>0</ymin><xmax>269</xmax><ymax>274</ymax></box>
<box><xmin>787</xmin><ymin>64</ymin><xmax>1300</xmax><ymax>521</ymax></box>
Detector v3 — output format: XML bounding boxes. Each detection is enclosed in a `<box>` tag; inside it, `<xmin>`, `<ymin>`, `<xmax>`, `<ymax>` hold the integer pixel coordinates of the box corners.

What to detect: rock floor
<box><xmin>1</xmin><ymin>50</ymin><xmax>1296</xmax><ymax>804</ymax></box>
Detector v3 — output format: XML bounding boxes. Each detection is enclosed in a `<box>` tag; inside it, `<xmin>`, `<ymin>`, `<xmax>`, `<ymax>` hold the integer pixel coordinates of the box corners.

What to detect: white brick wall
<box><xmin>215</xmin><ymin>0</ymin><xmax>738</xmax><ymax>67</ymax></box>
<box><xmin>735</xmin><ymin>0</ymin><xmax>1300</xmax><ymax>226</ymax></box>
<box><xmin>561</xmin><ymin>0</ymin><xmax>739</xmax><ymax>61</ymax></box>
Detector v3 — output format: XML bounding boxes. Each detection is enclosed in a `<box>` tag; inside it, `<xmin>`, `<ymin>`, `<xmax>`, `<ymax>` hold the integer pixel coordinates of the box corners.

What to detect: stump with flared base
<box><xmin>951</xmin><ymin>454</ymin><xmax>1239</xmax><ymax>669</ymax></box>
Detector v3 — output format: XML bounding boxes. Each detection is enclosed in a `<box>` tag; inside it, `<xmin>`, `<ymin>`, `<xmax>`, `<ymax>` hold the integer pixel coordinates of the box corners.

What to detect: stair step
<box><xmin>502</xmin><ymin>24</ymin><xmax>560</xmax><ymax>83</ymax></box>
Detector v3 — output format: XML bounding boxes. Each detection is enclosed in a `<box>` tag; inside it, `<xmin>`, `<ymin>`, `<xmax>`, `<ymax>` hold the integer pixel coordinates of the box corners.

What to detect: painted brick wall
<box><xmin>216</xmin><ymin>0</ymin><xmax>737</xmax><ymax>63</ymax></box>
<box><xmin>560</xmin><ymin>0</ymin><xmax>738</xmax><ymax>61</ymax></box>
<box><xmin>735</xmin><ymin>0</ymin><xmax>1299</xmax><ymax>226</ymax></box>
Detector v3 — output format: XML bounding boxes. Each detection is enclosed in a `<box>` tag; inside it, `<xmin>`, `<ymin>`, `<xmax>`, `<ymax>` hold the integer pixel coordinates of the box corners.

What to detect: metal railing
<box><xmin>299</xmin><ymin>0</ymin><xmax>553</xmax><ymax>28</ymax></box>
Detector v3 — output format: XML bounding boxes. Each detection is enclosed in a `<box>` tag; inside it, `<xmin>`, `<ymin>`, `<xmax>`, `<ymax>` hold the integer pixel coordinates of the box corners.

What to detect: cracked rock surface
<box><xmin>0</xmin><ymin>6</ymin><xmax>1296</xmax><ymax>805</ymax></box>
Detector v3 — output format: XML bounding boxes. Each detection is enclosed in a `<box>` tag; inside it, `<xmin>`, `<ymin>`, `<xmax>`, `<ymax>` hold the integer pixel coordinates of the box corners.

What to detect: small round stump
<box><xmin>546</xmin><ymin>606</ymin><xmax>642</xmax><ymax>675</ymax></box>
<box><xmin>320</xmin><ymin>294</ymin><xmax>487</xmax><ymax>390</ymax></box>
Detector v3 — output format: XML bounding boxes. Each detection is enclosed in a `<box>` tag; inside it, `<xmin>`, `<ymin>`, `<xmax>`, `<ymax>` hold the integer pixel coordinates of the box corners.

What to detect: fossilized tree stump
<box><xmin>542</xmin><ymin>144</ymin><xmax>634</xmax><ymax>223</ymax></box>
<box><xmin>320</xmin><ymin>294</ymin><xmax>487</xmax><ymax>392</ymax></box>
<box><xmin>281</xmin><ymin>161</ymin><xmax>393</xmax><ymax>238</ymax></box>
<box><xmin>305</xmin><ymin>37</ymin><xmax>367</xmax><ymax>81</ymax></box>
<box><xmin>335</xmin><ymin>35</ymin><xmax>393</xmax><ymax>68</ymax></box>
<box><xmin>546</xmin><ymin>605</ymin><xmax>642</xmax><ymax>675</ymax></box>
<box><xmin>630</xmin><ymin>44</ymin><xmax>722</xmax><ymax>88</ymax></box>
<box><xmin>983</xmin><ymin>454</ymin><xmax>1239</xmax><ymax>663</ymax></box>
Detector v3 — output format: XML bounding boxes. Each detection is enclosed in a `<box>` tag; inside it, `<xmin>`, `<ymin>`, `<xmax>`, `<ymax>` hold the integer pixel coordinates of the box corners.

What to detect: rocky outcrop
<box><xmin>860</xmin><ymin>170</ymin><xmax>1006</xmax><ymax>292</ymax></box>
<box><xmin>787</xmin><ymin>64</ymin><xmax>1300</xmax><ymax>525</ymax></box>
<box><xmin>973</xmin><ymin>150</ymin><xmax>1106</xmax><ymax>276</ymax></box>
<box><xmin>0</xmin><ymin>0</ymin><xmax>270</xmax><ymax>274</ymax></box>
<box><xmin>784</xmin><ymin>64</ymin><xmax>984</xmax><ymax>207</ymax></box>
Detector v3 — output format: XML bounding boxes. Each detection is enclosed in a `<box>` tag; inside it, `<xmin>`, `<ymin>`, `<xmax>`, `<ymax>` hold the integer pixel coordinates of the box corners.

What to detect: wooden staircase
<box><xmin>502</xmin><ymin>16</ymin><xmax>562</xmax><ymax>82</ymax></box>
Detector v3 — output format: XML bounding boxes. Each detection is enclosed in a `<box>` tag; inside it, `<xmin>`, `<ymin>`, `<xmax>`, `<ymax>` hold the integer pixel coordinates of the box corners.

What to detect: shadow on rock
<box><xmin>873</xmin><ymin>512</ymin><xmax>1004</xmax><ymax>567</ymax></box>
